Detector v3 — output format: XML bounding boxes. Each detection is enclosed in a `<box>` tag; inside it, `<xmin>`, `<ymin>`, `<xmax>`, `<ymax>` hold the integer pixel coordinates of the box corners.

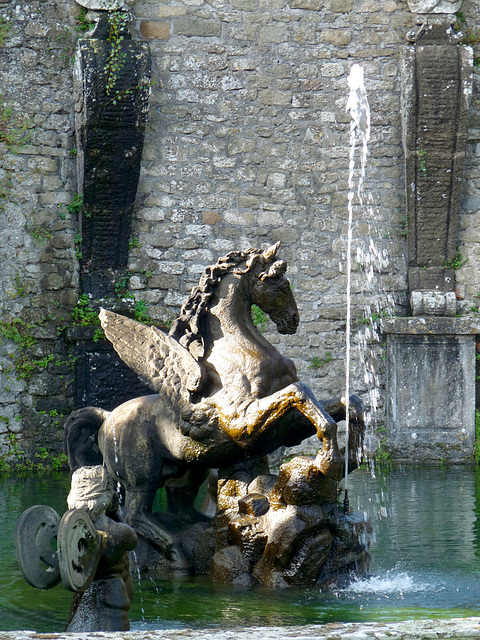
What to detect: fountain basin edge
<box><xmin>3</xmin><ymin>617</ymin><xmax>480</xmax><ymax>640</ymax></box>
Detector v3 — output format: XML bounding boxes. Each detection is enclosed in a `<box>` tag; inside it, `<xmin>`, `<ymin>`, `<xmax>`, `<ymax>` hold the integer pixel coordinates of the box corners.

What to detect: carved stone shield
<box><xmin>57</xmin><ymin>509</ymin><xmax>104</xmax><ymax>592</ymax></box>
<box><xmin>15</xmin><ymin>505</ymin><xmax>61</xmax><ymax>590</ymax></box>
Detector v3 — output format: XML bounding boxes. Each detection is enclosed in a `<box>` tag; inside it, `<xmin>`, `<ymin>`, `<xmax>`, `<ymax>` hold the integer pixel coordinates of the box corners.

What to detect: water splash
<box><xmin>344</xmin><ymin>571</ymin><xmax>438</xmax><ymax>595</ymax></box>
<box><xmin>344</xmin><ymin>64</ymin><xmax>371</xmax><ymax>487</ymax></box>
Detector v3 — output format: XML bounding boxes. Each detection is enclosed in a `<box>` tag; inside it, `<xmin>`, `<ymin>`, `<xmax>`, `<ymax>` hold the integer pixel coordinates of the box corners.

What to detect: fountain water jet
<box><xmin>344</xmin><ymin>64</ymin><xmax>371</xmax><ymax>502</ymax></box>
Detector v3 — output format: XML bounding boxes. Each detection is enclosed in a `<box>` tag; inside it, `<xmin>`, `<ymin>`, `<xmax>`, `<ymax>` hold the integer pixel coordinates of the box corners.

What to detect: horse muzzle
<box><xmin>276</xmin><ymin>310</ymin><xmax>299</xmax><ymax>335</ymax></box>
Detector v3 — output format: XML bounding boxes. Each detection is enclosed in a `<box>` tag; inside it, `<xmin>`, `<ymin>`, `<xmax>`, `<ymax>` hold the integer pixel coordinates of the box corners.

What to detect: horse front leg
<box><xmin>322</xmin><ymin>394</ymin><xmax>365</xmax><ymax>473</ymax></box>
<box><xmin>232</xmin><ymin>382</ymin><xmax>344</xmax><ymax>480</ymax></box>
<box><xmin>123</xmin><ymin>487</ymin><xmax>190</xmax><ymax>571</ymax></box>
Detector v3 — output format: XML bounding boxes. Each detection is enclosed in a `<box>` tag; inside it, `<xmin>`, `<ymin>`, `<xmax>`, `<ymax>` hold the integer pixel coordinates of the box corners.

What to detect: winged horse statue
<box><xmin>64</xmin><ymin>243</ymin><xmax>364</xmax><ymax>567</ymax></box>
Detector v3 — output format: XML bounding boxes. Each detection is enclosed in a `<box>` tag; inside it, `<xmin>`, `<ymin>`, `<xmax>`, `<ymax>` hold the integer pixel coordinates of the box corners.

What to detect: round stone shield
<box><xmin>57</xmin><ymin>509</ymin><xmax>103</xmax><ymax>592</ymax></box>
<box><xmin>15</xmin><ymin>504</ymin><xmax>61</xmax><ymax>590</ymax></box>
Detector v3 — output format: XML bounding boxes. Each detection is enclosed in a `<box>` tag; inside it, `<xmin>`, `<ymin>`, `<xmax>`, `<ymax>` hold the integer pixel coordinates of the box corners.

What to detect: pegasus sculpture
<box><xmin>65</xmin><ymin>243</ymin><xmax>364</xmax><ymax>570</ymax></box>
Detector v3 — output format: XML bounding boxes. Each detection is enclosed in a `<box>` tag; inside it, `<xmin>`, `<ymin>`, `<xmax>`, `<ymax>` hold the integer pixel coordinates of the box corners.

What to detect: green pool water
<box><xmin>1</xmin><ymin>466</ymin><xmax>480</xmax><ymax>632</ymax></box>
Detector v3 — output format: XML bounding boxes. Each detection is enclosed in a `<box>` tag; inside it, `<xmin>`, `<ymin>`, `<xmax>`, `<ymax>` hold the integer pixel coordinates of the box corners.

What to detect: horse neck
<box><xmin>204</xmin><ymin>269</ymin><xmax>297</xmax><ymax>395</ymax></box>
<box><xmin>207</xmin><ymin>271</ymin><xmax>268</xmax><ymax>350</ymax></box>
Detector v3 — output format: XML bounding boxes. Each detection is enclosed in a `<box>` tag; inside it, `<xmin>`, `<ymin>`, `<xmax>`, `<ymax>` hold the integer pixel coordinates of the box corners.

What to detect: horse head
<box><xmin>248</xmin><ymin>243</ymin><xmax>300</xmax><ymax>335</ymax></box>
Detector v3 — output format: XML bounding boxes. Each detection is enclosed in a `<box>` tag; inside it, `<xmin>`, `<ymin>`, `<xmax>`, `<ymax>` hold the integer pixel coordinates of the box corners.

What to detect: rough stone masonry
<box><xmin>1</xmin><ymin>0</ymin><xmax>480</xmax><ymax>463</ymax></box>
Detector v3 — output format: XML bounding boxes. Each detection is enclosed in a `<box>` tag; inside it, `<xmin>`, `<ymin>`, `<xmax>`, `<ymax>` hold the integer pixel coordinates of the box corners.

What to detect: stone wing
<box><xmin>99</xmin><ymin>309</ymin><xmax>203</xmax><ymax>394</ymax></box>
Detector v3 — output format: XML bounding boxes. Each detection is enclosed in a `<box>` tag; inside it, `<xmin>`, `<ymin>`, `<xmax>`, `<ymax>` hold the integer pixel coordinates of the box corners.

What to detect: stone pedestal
<box><xmin>387</xmin><ymin>19</ymin><xmax>477</xmax><ymax>463</ymax></box>
<box><xmin>384</xmin><ymin>317</ymin><xmax>479</xmax><ymax>462</ymax></box>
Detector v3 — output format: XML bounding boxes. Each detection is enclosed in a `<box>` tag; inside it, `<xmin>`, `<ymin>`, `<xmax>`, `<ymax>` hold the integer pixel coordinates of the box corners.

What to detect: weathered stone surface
<box><xmin>272</xmin><ymin>457</ymin><xmax>338</xmax><ymax>506</ymax></box>
<box><xmin>74</xmin><ymin>27</ymin><xmax>151</xmax><ymax>298</ymax></box>
<box><xmin>289</xmin><ymin>0</ymin><xmax>324</xmax><ymax>8</ymax></box>
<box><xmin>238</xmin><ymin>493</ymin><xmax>270</xmax><ymax>517</ymax></box>
<box><xmin>384</xmin><ymin>317</ymin><xmax>479</xmax><ymax>461</ymax></box>
<box><xmin>406</xmin><ymin>0</ymin><xmax>462</xmax><ymax>12</ymax></box>
<box><xmin>214</xmin><ymin>453</ymin><xmax>369</xmax><ymax>587</ymax></box>
<box><xmin>140</xmin><ymin>21</ymin><xmax>171</xmax><ymax>39</ymax></box>
<box><xmin>179</xmin><ymin>522</ymin><xmax>216</xmax><ymax>574</ymax></box>
<box><xmin>174</xmin><ymin>18</ymin><xmax>222</xmax><ymax>37</ymax></box>
<box><xmin>227</xmin><ymin>515</ymin><xmax>268</xmax><ymax>563</ymax></box>
<box><xmin>401</xmin><ymin>32</ymin><xmax>472</xmax><ymax>298</ymax></box>
<box><xmin>210</xmin><ymin>545</ymin><xmax>251</xmax><ymax>583</ymax></box>
<box><xmin>75</xmin><ymin>0</ymin><xmax>134</xmax><ymax>8</ymax></box>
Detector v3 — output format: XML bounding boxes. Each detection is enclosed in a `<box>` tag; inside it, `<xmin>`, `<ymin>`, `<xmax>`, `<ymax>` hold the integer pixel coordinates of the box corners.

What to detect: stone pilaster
<box><xmin>401</xmin><ymin>20</ymin><xmax>472</xmax><ymax>315</ymax></box>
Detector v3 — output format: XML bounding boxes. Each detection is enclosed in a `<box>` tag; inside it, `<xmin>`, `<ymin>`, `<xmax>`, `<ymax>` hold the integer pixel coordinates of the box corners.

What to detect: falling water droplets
<box><xmin>344</xmin><ymin>64</ymin><xmax>371</xmax><ymax>489</ymax></box>
<box><xmin>343</xmin><ymin>64</ymin><xmax>401</xmax><ymax>479</ymax></box>
<box><xmin>130</xmin><ymin>550</ymin><xmax>147</xmax><ymax>622</ymax></box>
<box><xmin>104</xmin><ymin>413</ymin><xmax>125</xmax><ymax>507</ymax></box>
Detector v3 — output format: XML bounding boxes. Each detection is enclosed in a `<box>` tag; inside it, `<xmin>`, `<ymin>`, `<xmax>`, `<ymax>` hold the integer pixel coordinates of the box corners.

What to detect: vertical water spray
<box><xmin>344</xmin><ymin>64</ymin><xmax>370</xmax><ymax>505</ymax></box>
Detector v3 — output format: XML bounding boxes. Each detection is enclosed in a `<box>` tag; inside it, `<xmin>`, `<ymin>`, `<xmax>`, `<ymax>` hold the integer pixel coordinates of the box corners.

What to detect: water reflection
<box><xmin>1</xmin><ymin>466</ymin><xmax>479</xmax><ymax>632</ymax></box>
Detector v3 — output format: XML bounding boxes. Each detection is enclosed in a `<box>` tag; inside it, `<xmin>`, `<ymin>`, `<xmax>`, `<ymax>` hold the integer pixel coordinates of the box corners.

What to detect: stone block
<box><xmin>148</xmin><ymin>275</ymin><xmax>180</xmax><ymax>290</ymax></box>
<box><xmin>272</xmin><ymin>227</ymin><xmax>299</xmax><ymax>243</ymax></box>
<box><xmin>150</xmin><ymin>232</ymin><xmax>174</xmax><ymax>248</ymax></box>
<box><xmin>321</xmin><ymin>62</ymin><xmax>345</xmax><ymax>77</ymax></box>
<box><xmin>27</xmin><ymin>157</ymin><xmax>57</xmax><ymax>173</ymax></box>
<box><xmin>237</xmin><ymin>195</ymin><xmax>260</xmax><ymax>208</ymax></box>
<box><xmin>140</xmin><ymin>21</ymin><xmax>171</xmax><ymax>39</ymax></box>
<box><xmin>157</xmin><ymin>6</ymin><xmax>187</xmax><ymax>17</ymax></box>
<box><xmin>203</xmin><ymin>210</ymin><xmax>222</xmax><ymax>224</ymax></box>
<box><xmin>238</xmin><ymin>493</ymin><xmax>270</xmax><ymax>517</ymax></box>
<box><xmin>227</xmin><ymin>138</ymin><xmax>256</xmax><ymax>154</ymax></box>
<box><xmin>38</xmin><ymin>187</ymin><xmax>70</xmax><ymax>205</ymax></box>
<box><xmin>174</xmin><ymin>18</ymin><xmax>222</xmax><ymax>37</ymax></box>
<box><xmin>289</xmin><ymin>0</ymin><xmax>323</xmax><ymax>8</ymax></box>
<box><xmin>156</xmin><ymin>261</ymin><xmax>185</xmax><ymax>275</ymax></box>
<box><xmin>328</xmin><ymin>0</ymin><xmax>354</xmax><ymax>10</ymax></box>
<box><xmin>258</xmin><ymin>89</ymin><xmax>291</xmax><ymax>106</ymax></box>
<box><xmin>210</xmin><ymin>546</ymin><xmax>250</xmax><ymax>583</ymax></box>
<box><xmin>259</xmin><ymin>25</ymin><xmax>289</xmax><ymax>44</ymax></box>
<box><xmin>319</xmin><ymin>29</ymin><xmax>352</xmax><ymax>45</ymax></box>
<box><xmin>258</xmin><ymin>211</ymin><xmax>283</xmax><ymax>227</ymax></box>
<box><xmin>384</xmin><ymin>317</ymin><xmax>480</xmax><ymax>462</ymax></box>
<box><xmin>231</xmin><ymin>0</ymin><xmax>258</xmax><ymax>8</ymax></box>
<box><xmin>224</xmin><ymin>210</ymin><xmax>254</xmax><ymax>226</ymax></box>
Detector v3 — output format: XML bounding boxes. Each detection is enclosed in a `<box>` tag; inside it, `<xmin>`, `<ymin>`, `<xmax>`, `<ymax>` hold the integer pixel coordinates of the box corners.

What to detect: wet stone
<box><xmin>238</xmin><ymin>493</ymin><xmax>270</xmax><ymax>517</ymax></box>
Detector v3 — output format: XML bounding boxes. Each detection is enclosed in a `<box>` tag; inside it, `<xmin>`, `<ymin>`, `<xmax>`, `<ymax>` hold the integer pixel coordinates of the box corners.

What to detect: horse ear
<box><xmin>262</xmin><ymin>241</ymin><xmax>280</xmax><ymax>262</ymax></box>
<box><xmin>259</xmin><ymin>260</ymin><xmax>287</xmax><ymax>281</ymax></box>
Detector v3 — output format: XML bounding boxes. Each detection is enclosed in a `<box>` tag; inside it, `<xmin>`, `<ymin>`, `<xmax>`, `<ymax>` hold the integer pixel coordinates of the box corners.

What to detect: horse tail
<box><xmin>63</xmin><ymin>407</ymin><xmax>110</xmax><ymax>473</ymax></box>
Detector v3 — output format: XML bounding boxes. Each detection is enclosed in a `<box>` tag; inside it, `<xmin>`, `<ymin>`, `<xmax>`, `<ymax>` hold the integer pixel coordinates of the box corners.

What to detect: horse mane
<box><xmin>169</xmin><ymin>248</ymin><xmax>269</xmax><ymax>359</ymax></box>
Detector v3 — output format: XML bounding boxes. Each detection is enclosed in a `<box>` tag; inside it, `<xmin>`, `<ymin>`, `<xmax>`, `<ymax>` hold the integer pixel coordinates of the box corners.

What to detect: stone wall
<box><xmin>1</xmin><ymin>0</ymin><xmax>480</xmax><ymax>463</ymax></box>
<box><xmin>0</xmin><ymin>1</ymin><xmax>79</xmax><ymax>466</ymax></box>
<box><xmin>131</xmin><ymin>0</ymin><xmax>413</xmax><ymax>423</ymax></box>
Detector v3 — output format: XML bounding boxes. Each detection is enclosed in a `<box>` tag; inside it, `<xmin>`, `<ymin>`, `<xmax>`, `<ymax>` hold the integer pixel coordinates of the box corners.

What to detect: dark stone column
<box><xmin>72</xmin><ymin>12</ymin><xmax>152</xmax><ymax>409</ymax></box>
<box><xmin>68</xmin><ymin>326</ymin><xmax>154</xmax><ymax>409</ymax></box>
<box><xmin>74</xmin><ymin>13</ymin><xmax>151</xmax><ymax>299</ymax></box>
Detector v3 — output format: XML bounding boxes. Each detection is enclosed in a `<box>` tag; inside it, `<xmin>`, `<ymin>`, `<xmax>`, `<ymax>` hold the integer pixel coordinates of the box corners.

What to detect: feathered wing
<box><xmin>99</xmin><ymin>309</ymin><xmax>203</xmax><ymax>395</ymax></box>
